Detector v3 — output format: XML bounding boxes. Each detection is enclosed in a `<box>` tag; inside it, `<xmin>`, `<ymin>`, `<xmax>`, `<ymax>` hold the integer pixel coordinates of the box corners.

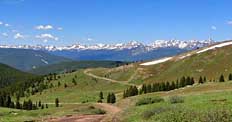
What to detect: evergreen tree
<box><xmin>180</xmin><ymin>76</ymin><xmax>186</xmax><ymax>87</ymax></box>
<box><xmin>229</xmin><ymin>73</ymin><xmax>232</xmax><ymax>81</ymax></box>
<box><xmin>15</xmin><ymin>100</ymin><xmax>21</xmax><ymax>109</ymax></box>
<box><xmin>72</xmin><ymin>78</ymin><xmax>77</xmax><ymax>85</ymax></box>
<box><xmin>58</xmin><ymin>81</ymin><xmax>61</xmax><ymax>87</ymax></box>
<box><xmin>199</xmin><ymin>76</ymin><xmax>203</xmax><ymax>84</ymax></box>
<box><xmin>99</xmin><ymin>91</ymin><xmax>104</xmax><ymax>99</ymax></box>
<box><xmin>107</xmin><ymin>93</ymin><xmax>111</xmax><ymax>103</ymax></box>
<box><xmin>147</xmin><ymin>84</ymin><xmax>152</xmax><ymax>93</ymax></box>
<box><xmin>55</xmin><ymin>98</ymin><xmax>59</xmax><ymax>107</ymax></box>
<box><xmin>203</xmin><ymin>76</ymin><xmax>207</xmax><ymax>83</ymax></box>
<box><xmin>38</xmin><ymin>100</ymin><xmax>41</xmax><ymax>107</ymax></box>
<box><xmin>64</xmin><ymin>83</ymin><xmax>68</xmax><ymax>88</ymax></box>
<box><xmin>107</xmin><ymin>93</ymin><xmax>116</xmax><ymax>103</ymax></box>
<box><xmin>110</xmin><ymin>93</ymin><xmax>116</xmax><ymax>103</ymax></box>
<box><xmin>41</xmin><ymin>104</ymin><xmax>44</xmax><ymax>109</ymax></box>
<box><xmin>219</xmin><ymin>74</ymin><xmax>225</xmax><ymax>82</ymax></box>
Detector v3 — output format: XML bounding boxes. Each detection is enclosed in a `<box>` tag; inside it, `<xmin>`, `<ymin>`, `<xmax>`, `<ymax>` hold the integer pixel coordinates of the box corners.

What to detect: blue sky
<box><xmin>0</xmin><ymin>0</ymin><xmax>232</xmax><ymax>46</ymax></box>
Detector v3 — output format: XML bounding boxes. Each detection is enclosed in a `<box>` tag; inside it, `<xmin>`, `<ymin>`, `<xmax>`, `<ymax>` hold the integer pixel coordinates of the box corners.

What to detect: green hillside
<box><xmin>23</xmin><ymin>70</ymin><xmax>128</xmax><ymax>103</ymax></box>
<box><xmin>0</xmin><ymin>48</ymin><xmax>71</xmax><ymax>71</ymax></box>
<box><xmin>89</xmin><ymin>41</ymin><xmax>232</xmax><ymax>84</ymax></box>
<box><xmin>3</xmin><ymin>41</ymin><xmax>232</xmax><ymax>122</ymax></box>
<box><xmin>29</xmin><ymin>61</ymin><xmax>129</xmax><ymax>75</ymax></box>
<box><xmin>0</xmin><ymin>63</ymin><xmax>35</xmax><ymax>88</ymax></box>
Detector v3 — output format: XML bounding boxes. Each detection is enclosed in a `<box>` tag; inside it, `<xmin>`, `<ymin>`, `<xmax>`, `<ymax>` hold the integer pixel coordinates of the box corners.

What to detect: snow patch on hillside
<box><xmin>196</xmin><ymin>41</ymin><xmax>232</xmax><ymax>54</ymax></box>
<box><xmin>179</xmin><ymin>54</ymin><xmax>191</xmax><ymax>59</ymax></box>
<box><xmin>41</xmin><ymin>59</ymin><xmax>48</xmax><ymax>64</ymax></box>
<box><xmin>140</xmin><ymin>57</ymin><xmax>172</xmax><ymax>66</ymax></box>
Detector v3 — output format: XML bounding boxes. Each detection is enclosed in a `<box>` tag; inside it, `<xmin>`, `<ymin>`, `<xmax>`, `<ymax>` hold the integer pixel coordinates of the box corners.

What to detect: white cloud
<box><xmin>36</xmin><ymin>33</ymin><xmax>59</xmax><ymax>42</ymax></box>
<box><xmin>0</xmin><ymin>21</ymin><xmax>3</xmax><ymax>25</ymax></box>
<box><xmin>87</xmin><ymin>38</ymin><xmax>93</xmax><ymax>41</ymax></box>
<box><xmin>35</xmin><ymin>25</ymin><xmax>53</xmax><ymax>30</ymax></box>
<box><xmin>12</xmin><ymin>30</ymin><xmax>18</xmax><ymax>33</ymax></box>
<box><xmin>14</xmin><ymin>33</ymin><xmax>25</xmax><ymax>39</ymax></box>
<box><xmin>4</xmin><ymin>23</ymin><xmax>10</xmax><ymax>27</ymax></box>
<box><xmin>211</xmin><ymin>26</ymin><xmax>217</xmax><ymax>30</ymax></box>
<box><xmin>2</xmin><ymin>33</ymin><xmax>8</xmax><ymax>37</ymax></box>
<box><xmin>227</xmin><ymin>21</ymin><xmax>232</xmax><ymax>25</ymax></box>
<box><xmin>57</xmin><ymin>27</ymin><xmax>63</xmax><ymax>30</ymax></box>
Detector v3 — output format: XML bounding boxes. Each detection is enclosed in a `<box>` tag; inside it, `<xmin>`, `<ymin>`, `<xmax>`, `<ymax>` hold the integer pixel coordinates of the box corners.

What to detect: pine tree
<box><xmin>107</xmin><ymin>93</ymin><xmax>111</xmax><ymax>103</ymax></box>
<box><xmin>41</xmin><ymin>104</ymin><xmax>44</xmax><ymax>109</ymax></box>
<box><xmin>99</xmin><ymin>91</ymin><xmax>104</xmax><ymax>100</ymax></box>
<box><xmin>171</xmin><ymin>81</ymin><xmax>176</xmax><ymax>90</ymax></box>
<box><xmin>147</xmin><ymin>84</ymin><xmax>152</xmax><ymax>93</ymax></box>
<box><xmin>38</xmin><ymin>100</ymin><xmax>41</xmax><ymax>107</ymax></box>
<box><xmin>15</xmin><ymin>100</ymin><xmax>21</xmax><ymax>109</ymax></box>
<box><xmin>55</xmin><ymin>98</ymin><xmax>59</xmax><ymax>107</ymax></box>
<box><xmin>64</xmin><ymin>83</ymin><xmax>68</xmax><ymax>88</ymax></box>
<box><xmin>203</xmin><ymin>76</ymin><xmax>207</xmax><ymax>83</ymax></box>
<box><xmin>110</xmin><ymin>93</ymin><xmax>116</xmax><ymax>103</ymax></box>
<box><xmin>229</xmin><ymin>73</ymin><xmax>232</xmax><ymax>81</ymax></box>
<box><xmin>180</xmin><ymin>76</ymin><xmax>186</xmax><ymax>87</ymax></box>
<box><xmin>199</xmin><ymin>76</ymin><xmax>203</xmax><ymax>84</ymax></box>
<box><xmin>190</xmin><ymin>77</ymin><xmax>195</xmax><ymax>85</ymax></box>
<box><xmin>58</xmin><ymin>81</ymin><xmax>61</xmax><ymax>87</ymax></box>
<box><xmin>219</xmin><ymin>74</ymin><xmax>225</xmax><ymax>82</ymax></box>
<box><xmin>72</xmin><ymin>78</ymin><xmax>77</xmax><ymax>85</ymax></box>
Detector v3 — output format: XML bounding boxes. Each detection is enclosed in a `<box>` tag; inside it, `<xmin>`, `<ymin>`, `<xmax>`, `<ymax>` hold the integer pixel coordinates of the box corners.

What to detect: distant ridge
<box><xmin>0</xmin><ymin>39</ymin><xmax>214</xmax><ymax>51</ymax></box>
<box><xmin>0</xmin><ymin>48</ymin><xmax>71</xmax><ymax>71</ymax></box>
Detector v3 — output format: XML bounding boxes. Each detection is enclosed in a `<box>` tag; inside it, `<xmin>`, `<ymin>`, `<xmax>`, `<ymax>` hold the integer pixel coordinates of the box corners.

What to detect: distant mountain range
<box><xmin>0</xmin><ymin>39</ymin><xmax>215</xmax><ymax>71</ymax></box>
<box><xmin>0</xmin><ymin>39</ymin><xmax>214</xmax><ymax>51</ymax></box>
<box><xmin>0</xmin><ymin>48</ymin><xmax>71</xmax><ymax>71</ymax></box>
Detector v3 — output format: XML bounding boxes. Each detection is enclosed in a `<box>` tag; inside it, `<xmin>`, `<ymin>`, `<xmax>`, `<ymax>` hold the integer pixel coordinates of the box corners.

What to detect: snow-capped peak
<box><xmin>0</xmin><ymin>39</ymin><xmax>215</xmax><ymax>51</ymax></box>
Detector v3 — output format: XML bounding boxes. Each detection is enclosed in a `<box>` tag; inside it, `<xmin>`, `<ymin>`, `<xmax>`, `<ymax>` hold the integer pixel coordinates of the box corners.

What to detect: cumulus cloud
<box><xmin>4</xmin><ymin>23</ymin><xmax>10</xmax><ymax>27</ymax></box>
<box><xmin>35</xmin><ymin>25</ymin><xmax>53</xmax><ymax>30</ymax></box>
<box><xmin>227</xmin><ymin>21</ymin><xmax>232</xmax><ymax>25</ymax></box>
<box><xmin>87</xmin><ymin>38</ymin><xmax>93</xmax><ymax>41</ymax></box>
<box><xmin>36</xmin><ymin>33</ymin><xmax>59</xmax><ymax>42</ymax></box>
<box><xmin>11</xmin><ymin>30</ymin><xmax>18</xmax><ymax>33</ymax></box>
<box><xmin>0</xmin><ymin>21</ymin><xmax>11</xmax><ymax>27</ymax></box>
<box><xmin>211</xmin><ymin>26</ymin><xmax>217</xmax><ymax>30</ymax></box>
<box><xmin>14</xmin><ymin>33</ymin><xmax>25</xmax><ymax>39</ymax></box>
<box><xmin>2</xmin><ymin>33</ymin><xmax>8</xmax><ymax>37</ymax></box>
<box><xmin>57</xmin><ymin>27</ymin><xmax>63</xmax><ymax>30</ymax></box>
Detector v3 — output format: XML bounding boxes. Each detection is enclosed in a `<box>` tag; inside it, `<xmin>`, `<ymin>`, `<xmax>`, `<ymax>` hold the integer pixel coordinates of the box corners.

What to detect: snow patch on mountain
<box><xmin>41</xmin><ymin>59</ymin><xmax>48</xmax><ymax>64</ymax></box>
<box><xmin>179</xmin><ymin>54</ymin><xmax>192</xmax><ymax>59</ymax></box>
<box><xmin>140</xmin><ymin>57</ymin><xmax>173</xmax><ymax>66</ymax></box>
<box><xmin>196</xmin><ymin>41</ymin><xmax>232</xmax><ymax>54</ymax></box>
<box><xmin>0</xmin><ymin>39</ymin><xmax>214</xmax><ymax>51</ymax></box>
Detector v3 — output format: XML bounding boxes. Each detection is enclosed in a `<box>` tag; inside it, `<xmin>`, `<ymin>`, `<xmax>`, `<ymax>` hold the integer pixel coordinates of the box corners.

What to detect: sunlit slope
<box><xmin>29</xmin><ymin>61</ymin><xmax>128</xmax><ymax>75</ymax></box>
<box><xmin>24</xmin><ymin>70</ymin><xmax>129</xmax><ymax>103</ymax></box>
<box><xmin>140</xmin><ymin>40</ymin><xmax>232</xmax><ymax>83</ymax></box>
<box><xmin>89</xmin><ymin>40</ymin><xmax>232</xmax><ymax>84</ymax></box>
<box><xmin>0</xmin><ymin>63</ymin><xmax>35</xmax><ymax>88</ymax></box>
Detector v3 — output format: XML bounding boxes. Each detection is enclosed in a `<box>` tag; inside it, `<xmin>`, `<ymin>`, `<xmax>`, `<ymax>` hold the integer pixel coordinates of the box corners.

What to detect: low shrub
<box><xmin>92</xmin><ymin>109</ymin><xmax>106</xmax><ymax>114</ymax></box>
<box><xmin>142</xmin><ymin>107</ymin><xmax>170</xmax><ymax>119</ymax></box>
<box><xmin>200</xmin><ymin>109</ymin><xmax>232</xmax><ymax>122</ymax></box>
<box><xmin>169</xmin><ymin>96</ymin><xmax>184</xmax><ymax>104</ymax></box>
<box><xmin>136</xmin><ymin>97</ymin><xmax>164</xmax><ymax>106</ymax></box>
<box><xmin>147</xmin><ymin>107</ymin><xmax>232</xmax><ymax>122</ymax></box>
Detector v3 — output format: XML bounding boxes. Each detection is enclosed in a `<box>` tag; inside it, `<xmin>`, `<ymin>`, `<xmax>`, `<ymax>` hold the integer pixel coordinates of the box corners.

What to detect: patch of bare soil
<box><xmin>46</xmin><ymin>114</ymin><xmax>105</xmax><ymax>122</ymax></box>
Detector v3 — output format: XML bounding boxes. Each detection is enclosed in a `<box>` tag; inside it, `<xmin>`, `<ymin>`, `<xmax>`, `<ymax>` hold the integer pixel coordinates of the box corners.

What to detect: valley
<box><xmin>1</xmin><ymin>40</ymin><xmax>232</xmax><ymax>121</ymax></box>
<box><xmin>1</xmin><ymin>1</ymin><xmax>232</xmax><ymax>121</ymax></box>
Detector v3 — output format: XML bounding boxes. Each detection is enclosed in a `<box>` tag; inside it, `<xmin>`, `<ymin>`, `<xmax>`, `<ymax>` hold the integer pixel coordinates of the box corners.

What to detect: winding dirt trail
<box><xmin>84</xmin><ymin>69</ymin><xmax>141</xmax><ymax>88</ymax></box>
<box><xmin>46</xmin><ymin>103</ymin><xmax>121</xmax><ymax>122</ymax></box>
<box><xmin>46</xmin><ymin>69</ymin><xmax>139</xmax><ymax>122</ymax></box>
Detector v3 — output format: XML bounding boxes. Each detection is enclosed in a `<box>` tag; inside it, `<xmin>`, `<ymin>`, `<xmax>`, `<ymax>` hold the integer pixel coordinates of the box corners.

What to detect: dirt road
<box><xmin>46</xmin><ymin>103</ymin><xmax>122</xmax><ymax>122</ymax></box>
